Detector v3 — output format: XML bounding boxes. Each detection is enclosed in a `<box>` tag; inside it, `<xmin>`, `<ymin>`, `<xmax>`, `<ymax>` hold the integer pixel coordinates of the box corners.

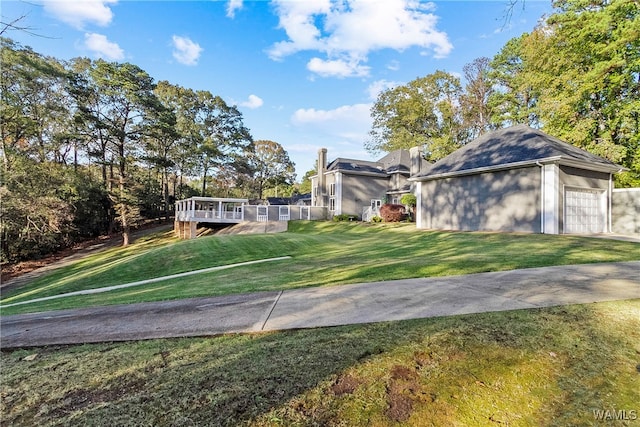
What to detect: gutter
<box><xmin>409</xmin><ymin>157</ymin><xmax>563</xmax><ymax>182</ymax></box>
<box><xmin>325</xmin><ymin>169</ymin><xmax>389</xmax><ymax>178</ymax></box>
<box><xmin>410</xmin><ymin>156</ymin><xmax>624</xmax><ymax>182</ymax></box>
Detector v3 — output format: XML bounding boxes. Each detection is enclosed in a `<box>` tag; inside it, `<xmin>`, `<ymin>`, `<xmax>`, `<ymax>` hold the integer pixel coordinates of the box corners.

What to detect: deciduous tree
<box><xmin>367</xmin><ymin>71</ymin><xmax>467</xmax><ymax>161</ymax></box>
<box><xmin>461</xmin><ymin>57</ymin><xmax>497</xmax><ymax>138</ymax></box>
<box><xmin>85</xmin><ymin>60</ymin><xmax>160</xmax><ymax>245</ymax></box>
<box><xmin>249</xmin><ymin>140</ymin><xmax>296</xmax><ymax>200</ymax></box>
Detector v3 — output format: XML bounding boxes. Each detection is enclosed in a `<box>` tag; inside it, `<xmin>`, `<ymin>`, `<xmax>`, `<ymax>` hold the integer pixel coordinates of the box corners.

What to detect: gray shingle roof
<box><xmin>326</xmin><ymin>149</ymin><xmax>411</xmax><ymax>176</ymax></box>
<box><xmin>413</xmin><ymin>125</ymin><xmax>621</xmax><ymax>180</ymax></box>
<box><xmin>327</xmin><ymin>158</ymin><xmax>387</xmax><ymax>175</ymax></box>
<box><xmin>378</xmin><ymin>149</ymin><xmax>411</xmax><ymax>173</ymax></box>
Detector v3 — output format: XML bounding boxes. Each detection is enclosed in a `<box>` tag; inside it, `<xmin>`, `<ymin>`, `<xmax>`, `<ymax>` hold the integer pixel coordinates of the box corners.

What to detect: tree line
<box><xmin>1</xmin><ymin>37</ymin><xmax>295</xmax><ymax>261</ymax></box>
<box><xmin>2</xmin><ymin>0</ymin><xmax>637</xmax><ymax>263</ymax></box>
<box><xmin>367</xmin><ymin>0</ymin><xmax>639</xmax><ymax>187</ymax></box>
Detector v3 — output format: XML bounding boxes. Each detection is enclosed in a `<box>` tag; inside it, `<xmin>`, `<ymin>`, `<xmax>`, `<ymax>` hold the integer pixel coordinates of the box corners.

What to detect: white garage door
<box><xmin>564</xmin><ymin>188</ymin><xmax>604</xmax><ymax>234</ymax></box>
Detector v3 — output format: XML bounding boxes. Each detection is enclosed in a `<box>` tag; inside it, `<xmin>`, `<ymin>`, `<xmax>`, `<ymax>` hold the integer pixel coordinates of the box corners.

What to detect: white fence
<box><xmin>244</xmin><ymin>205</ymin><xmax>327</xmax><ymax>222</ymax></box>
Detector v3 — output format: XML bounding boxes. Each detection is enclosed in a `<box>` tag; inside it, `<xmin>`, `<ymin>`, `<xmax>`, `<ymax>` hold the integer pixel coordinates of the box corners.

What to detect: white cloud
<box><xmin>240</xmin><ymin>94</ymin><xmax>264</xmax><ymax>109</ymax></box>
<box><xmin>387</xmin><ymin>60</ymin><xmax>400</xmax><ymax>71</ymax></box>
<box><xmin>226</xmin><ymin>0</ymin><xmax>243</xmax><ymax>18</ymax></box>
<box><xmin>267</xmin><ymin>0</ymin><xmax>331</xmax><ymax>60</ymax></box>
<box><xmin>268</xmin><ymin>0</ymin><xmax>452</xmax><ymax>78</ymax></box>
<box><xmin>83</xmin><ymin>33</ymin><xmax>124</xmax><ymax>60</ymax></box>
<box><xmin>292</xmin><ymin>103</ymin><xmax>372</xmax><ymax>141</ymax></box>
<box><xmin>171</xmin><ymin>35</ymin><xmax>203</xmax><ymax>66</ymax></box>
<box><xmin>44</xmin><ymin>0</ymin><xmax>116</xmax><ymax>29</ymax></box>
<box><xmin>366</xmin><ymin>79</ymin><xmax>401</xmax><ymax>100</ymax></box>
<box><xmin>307</xmin><ymin>57</ymin><xmax>370</xmax><ymax>78</ymax></box>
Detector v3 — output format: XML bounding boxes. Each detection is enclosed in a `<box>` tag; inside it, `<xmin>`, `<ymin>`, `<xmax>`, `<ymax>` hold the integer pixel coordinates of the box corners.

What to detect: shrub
<box><xmin>400</xmin><ymin>193</ymin><xmax>417</xmax><ymax>208</ymax></box>
<box><xmin>371</xmin><ymin>215</ymin><xmax>383</xmax><ymax>223</ymax></box>
<box><xmin>380</xmin><ymin>204</ymin><xmax>406</xmax><ymax>222</ymax></box>
<box><xmin>332</xmin><ymin>214</ymin><xmax>357</xmax><ymax>222</ymax></box>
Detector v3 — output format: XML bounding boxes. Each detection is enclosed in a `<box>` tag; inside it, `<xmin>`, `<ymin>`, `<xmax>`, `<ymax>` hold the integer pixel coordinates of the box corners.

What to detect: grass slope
<box><xmin>2</xmin><ymin>300</ymin><xmax>639</xmax><ymax>426</ymax></box>
<box><xmin>2</xmin><ymin>221</ymin><xmax>640</xmax><ymax>315</ymax></box>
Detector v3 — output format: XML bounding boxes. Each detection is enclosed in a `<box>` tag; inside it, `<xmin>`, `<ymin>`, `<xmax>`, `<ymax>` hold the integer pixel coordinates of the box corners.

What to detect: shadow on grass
<box><xmin>3</xmin><ymin>301</ymin><xmax>639</xmax><ymax>426</ymax></box>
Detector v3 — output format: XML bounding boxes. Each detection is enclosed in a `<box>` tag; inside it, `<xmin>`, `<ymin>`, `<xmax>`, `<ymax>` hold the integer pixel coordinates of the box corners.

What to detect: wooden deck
<box><xmin>175</xmin><ymin>197</ymin><xmax>247</xmax><ymax>239</ymax></box>
<box><xmin>174</xmin><ymin>197</ymin><xmax>328</xmax><ymax>239</ymax></box>
<box><xmin>175</xmin><ymin>197</ymin><xmax>247</xmax><ymax>223</ymax></box>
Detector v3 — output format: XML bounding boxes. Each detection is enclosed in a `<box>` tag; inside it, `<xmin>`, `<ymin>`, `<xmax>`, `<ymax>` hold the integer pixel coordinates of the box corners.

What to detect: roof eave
<box><xmin>410</xmin><ymin>155</ymin><xmax>625</xmax><ymax>182</ymax></box>
<box><xmin>325</xmin><ymin>169</ymin><xmax>388</xmax><ymax>178</ymax></box>
<box><xmin>409</xmin><ymin>157</ymin><xmax>561</xmax><ymax>182</ymax></box>
<box><xmin>556</xmin><ymin>157</ymin><xmax>626</xmax><ymax>174</ymax></box>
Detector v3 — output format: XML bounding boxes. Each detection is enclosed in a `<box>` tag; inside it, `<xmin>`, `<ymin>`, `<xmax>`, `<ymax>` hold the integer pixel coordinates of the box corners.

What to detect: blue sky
<box><xmin>2</xmin><ymin>0</ymin><xmax>553</xmax><ymax>178</ymax></box>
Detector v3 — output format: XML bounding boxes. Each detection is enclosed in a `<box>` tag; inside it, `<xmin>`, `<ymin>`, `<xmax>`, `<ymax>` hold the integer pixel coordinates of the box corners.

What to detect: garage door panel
<box><xmin>564</xmin><ymin>188</ymin><xmax>604</xmax><ymax>234</ymax></box>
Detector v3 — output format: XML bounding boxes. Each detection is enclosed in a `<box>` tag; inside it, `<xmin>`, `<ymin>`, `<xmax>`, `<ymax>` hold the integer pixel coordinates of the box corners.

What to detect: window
<box><xmin>329</xmin><ymin>198</ymin><xmax>336</xmax><ymax>211</ymax></box>
<box><xmin>329</xmin><ymin>182</ymin><xmax>336</xmax><ymax>196</ymax></box>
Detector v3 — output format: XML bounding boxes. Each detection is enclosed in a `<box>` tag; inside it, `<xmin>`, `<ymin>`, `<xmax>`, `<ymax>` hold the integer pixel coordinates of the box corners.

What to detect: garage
<box><xmin>564</xmin><ymin>188</ymin><xmax>605</xmax><ymax>234</ymax></box>
<box><xmin>412</xmin><ymin>125</ymin><xmax>622</xmax><ymax>235</ymax></box>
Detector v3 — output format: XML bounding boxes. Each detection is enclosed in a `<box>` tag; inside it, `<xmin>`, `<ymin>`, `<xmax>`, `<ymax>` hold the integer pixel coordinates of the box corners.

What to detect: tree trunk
<box><xmin>118</xmin><ymin>141</ymin><xmax>130</xmax><ymax>246</ymax></box>
<box><xmin>120</xmin><ymin>175</ymin><xmax>130</xmax><ymax>246</ymax></box>
<box><xmin>107</xmin><ymin>160</ymin><xmax>115</xmax><ymax>235</ymax></box>
<box><xmin>201</xmin><ymin>169</ymin><xmax>207</xmax><ymax>197</ymax></box>
<box><xmin>163</xmin><ymin>167</ymin><xmax>169</xmax><ymax>221</ymax></box>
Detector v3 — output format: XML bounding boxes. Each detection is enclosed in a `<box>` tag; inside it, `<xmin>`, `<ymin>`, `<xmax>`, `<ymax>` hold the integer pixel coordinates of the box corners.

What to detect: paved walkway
<box><xmin>1</xmin><ymin>261</ymin><xmax>639</xmax><ymax>348</ymax></box>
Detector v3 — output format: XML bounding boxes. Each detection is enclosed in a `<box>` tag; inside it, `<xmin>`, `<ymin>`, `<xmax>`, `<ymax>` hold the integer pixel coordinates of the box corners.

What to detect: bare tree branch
<box><xmin>1</xmin><ymin>11</ymin><xmax>57</xmax><ymax>38</ymax></box>
<box><xmin>501</xmin><ymin>0</ymin><xmax>527</xmax><ymax>29</ymax></box>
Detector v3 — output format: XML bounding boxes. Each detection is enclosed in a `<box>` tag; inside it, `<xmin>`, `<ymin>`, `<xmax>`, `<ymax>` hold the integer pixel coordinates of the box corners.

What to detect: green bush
<box><xmin>400</xmin><ymin>193</ymin><xmax>417</xmax><ymax>207</ymax></box>
<box><xmin>371</xmin><ymin>215</ymin><xmax>383</xmax><ymax>223</ymax></box>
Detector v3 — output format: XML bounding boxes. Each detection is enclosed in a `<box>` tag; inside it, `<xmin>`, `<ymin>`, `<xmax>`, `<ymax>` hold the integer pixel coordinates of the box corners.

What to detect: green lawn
<box><xmin>2</xmin><ymin>300</ymin><xmax>639</xmax><ymax>426</ymax></box>
<box><xmin>2</xmin><ymin>221</ymin><xmax>639</xmax><ymax>315</ymax></box>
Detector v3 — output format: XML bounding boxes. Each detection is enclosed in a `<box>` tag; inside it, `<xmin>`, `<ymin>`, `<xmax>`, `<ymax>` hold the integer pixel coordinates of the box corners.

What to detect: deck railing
<box><xmin>176</xmin><ymin>197</ymin><xmax>328</xmax><ymax>224</ymax></box>
<box><xmin>362</xmin><ymin>206</ymin><xmax>380</xmax><ymax>222</ymax></box>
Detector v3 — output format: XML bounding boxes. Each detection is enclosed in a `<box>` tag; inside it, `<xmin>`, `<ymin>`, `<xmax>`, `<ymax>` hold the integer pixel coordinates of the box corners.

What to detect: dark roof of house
<box><xmin>327</xmin><ymin>158</ymin><xmax>387</xmax><ymax>175</ymax></box>
<box><xmin>413</xmin><ymin>125</ymin><xmax>622</xmax><ymax>180</ymax></box>
<box><xmin>326</xmin><ymin>149</ymin><xmax>412</xmax><ymax>176</ymax></box>
<box><xmin>379</xmin><ymin>149</ymin><xmax>411</xmax><ymax>173</ymax></box>
<box><xmin>267</xmin><ymin>193</ymin><xmax>311</xmax><ymax>205</ymax></box>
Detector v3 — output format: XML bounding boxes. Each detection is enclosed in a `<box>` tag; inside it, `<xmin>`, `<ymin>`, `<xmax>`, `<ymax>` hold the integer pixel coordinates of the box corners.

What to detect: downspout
<box><xmin>335</xmin><ymin>172</ymin><xmax>342</xmax><ymax>215</ymax></box>
<box><xmin>536</xmin><ymin>161</ymin><xmax>544</xmax><ymax>233</ymax></box>
<box><xmin>608</xmin><ymin>173</ymin><xmax>613</xmax><ymax>233</ymax></box>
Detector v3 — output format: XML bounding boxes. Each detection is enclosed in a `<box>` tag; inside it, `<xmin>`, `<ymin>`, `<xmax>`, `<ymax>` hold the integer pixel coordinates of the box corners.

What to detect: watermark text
<box><xmin>593</xmin><ymin>409</ymin><xmax>637</xmax><ymax>421</ymax></box>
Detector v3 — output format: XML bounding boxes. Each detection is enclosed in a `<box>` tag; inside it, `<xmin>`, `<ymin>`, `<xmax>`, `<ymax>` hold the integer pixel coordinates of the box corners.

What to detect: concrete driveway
<box><xmin>1</xmin><ymin>261</ymin><xmax>639</xmax><ymax>348</ymax></box>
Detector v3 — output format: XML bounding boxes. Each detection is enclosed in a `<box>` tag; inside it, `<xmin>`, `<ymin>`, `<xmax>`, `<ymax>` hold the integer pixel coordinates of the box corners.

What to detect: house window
<box><xmin>329</xmin><ymin>197</ymin><xmax>336</xmax><ymax>211</ymax></box>
<box><xmin>329</xmin><ymin>183</ymin><xmax>336</xmax><ymax>196</ymax></box>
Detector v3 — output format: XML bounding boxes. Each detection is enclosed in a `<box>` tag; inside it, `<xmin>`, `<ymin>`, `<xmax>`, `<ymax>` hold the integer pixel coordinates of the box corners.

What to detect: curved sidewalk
<box><xmin>1</xmin><ymin>261</ymin><xmax>639</xmax><ymax>348</ymax></box>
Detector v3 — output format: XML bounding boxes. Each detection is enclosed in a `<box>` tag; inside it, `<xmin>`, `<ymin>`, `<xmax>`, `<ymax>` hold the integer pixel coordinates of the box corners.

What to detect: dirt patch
<box><xmin>49</xmin><ymin>378</ymin><xmax>147</xmax><ymax>418</ymax></box>
<box><xmin>386</xmin><ymin>389</ymin><xmax>414</xmax><ymax>422</ymax></box>
<box><xmin>330</xmin><ymin>374</ymin><xmax>362</xmax><ymax>396</ymax></box>
<box><xmin>390</xmin><ymin>365</ymin><xmax>418</xmax><ymax>381</ymax></box>
<box><xmin>385</xmin><ymin>365</ymin><xmax>421</xmax><ymax>422</ymax></box>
